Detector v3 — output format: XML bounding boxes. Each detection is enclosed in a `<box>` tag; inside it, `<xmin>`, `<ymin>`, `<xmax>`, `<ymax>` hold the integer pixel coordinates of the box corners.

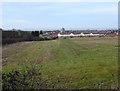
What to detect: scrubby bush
<box><xmin>2</xmin><ymin>68</ymin><xmax>48</xmax><ymax>89</ymax></box>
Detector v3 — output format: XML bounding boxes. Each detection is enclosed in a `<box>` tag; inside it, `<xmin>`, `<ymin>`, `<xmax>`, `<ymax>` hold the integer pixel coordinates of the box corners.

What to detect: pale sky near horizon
<box><xmin>1</xmin><ymin>2</ymin><xmax>118</xmax><ymax>30</ymax></box>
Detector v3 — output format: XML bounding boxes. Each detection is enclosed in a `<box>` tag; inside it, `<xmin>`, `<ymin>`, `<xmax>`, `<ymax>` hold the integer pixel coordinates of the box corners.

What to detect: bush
<box><xmin>2</xmin><ymin>68</ymin><xmax>48</xmax><ymax>89</ymax></box>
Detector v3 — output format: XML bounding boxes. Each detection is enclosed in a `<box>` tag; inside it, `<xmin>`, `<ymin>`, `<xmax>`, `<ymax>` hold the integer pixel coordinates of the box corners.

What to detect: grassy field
<box><xmin>2</xmin><ymin>37</ymin><xmax>119</xmax><ymax>89</ymax></box>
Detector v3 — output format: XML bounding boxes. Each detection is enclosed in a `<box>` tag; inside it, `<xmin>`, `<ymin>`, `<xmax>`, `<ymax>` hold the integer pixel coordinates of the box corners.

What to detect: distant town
<box><xmin>1</xmin><ymin>28</ymin><xmax>119</xmax><ymax>45</ymax></box>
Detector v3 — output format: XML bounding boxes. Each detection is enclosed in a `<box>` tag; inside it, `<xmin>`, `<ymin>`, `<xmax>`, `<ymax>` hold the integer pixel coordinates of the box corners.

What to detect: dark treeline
<box><xmin>2</xmin><ymin>29</ymin><xmax>56</xmax><ymax>45</ymax></box>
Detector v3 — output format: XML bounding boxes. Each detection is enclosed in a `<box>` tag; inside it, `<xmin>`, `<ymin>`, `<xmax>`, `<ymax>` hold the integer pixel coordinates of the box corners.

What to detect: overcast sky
<box><xmin>2</xmin><ymin>2</ymin><xmax>118</xmax><ymax>30</ymax></box>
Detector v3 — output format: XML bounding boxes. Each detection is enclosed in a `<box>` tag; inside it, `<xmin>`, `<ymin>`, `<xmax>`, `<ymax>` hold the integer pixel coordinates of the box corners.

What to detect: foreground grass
<box><xmin>2</xmin><ymin>37</ymin><xmax>118</xmax><ymax>89</ymax></box>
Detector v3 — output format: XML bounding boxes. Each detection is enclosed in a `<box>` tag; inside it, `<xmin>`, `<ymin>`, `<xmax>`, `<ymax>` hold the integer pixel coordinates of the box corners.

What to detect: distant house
<box><xmin>52</xmin><ymin>33</ymin><xmax>58</xmax><ymax>38</ymax></box>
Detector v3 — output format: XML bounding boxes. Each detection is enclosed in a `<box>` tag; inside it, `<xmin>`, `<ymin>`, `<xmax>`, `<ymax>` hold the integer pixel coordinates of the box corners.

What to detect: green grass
<box><xmin>2</xmin><ymin>37</ymin><xmax>118</xmax><ymax>89</ymax></box>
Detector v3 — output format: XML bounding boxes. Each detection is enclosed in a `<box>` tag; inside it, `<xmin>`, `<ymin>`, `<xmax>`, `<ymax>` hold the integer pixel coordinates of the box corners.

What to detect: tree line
<box><xmin>1</xmin><ymin>29</ymin><xmax>53</xmax><ymax>45</ymax></box>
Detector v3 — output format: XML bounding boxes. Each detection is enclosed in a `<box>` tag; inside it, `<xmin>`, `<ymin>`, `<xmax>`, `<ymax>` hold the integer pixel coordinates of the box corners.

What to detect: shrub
<box><xmin>2</xmin><ymin>68</ymin><xmax>48</xmax><ymax>89</ymax></box>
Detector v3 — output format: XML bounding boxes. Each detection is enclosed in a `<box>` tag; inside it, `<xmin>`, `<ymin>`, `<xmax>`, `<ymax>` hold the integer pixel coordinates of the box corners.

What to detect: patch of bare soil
<box><xmin>52</xmin><ymin>40</ymin><xmax>57</xmax><ymax>42</ymax></box>
<box><xmin>24</xmin><ymin>41</ymin><xmax>33</xmax><ymax>44</ymax></box>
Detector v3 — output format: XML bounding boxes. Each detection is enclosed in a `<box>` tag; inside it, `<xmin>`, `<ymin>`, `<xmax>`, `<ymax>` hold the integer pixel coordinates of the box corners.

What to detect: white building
<box><xmin>58</xmin><ymin>33</ymin><xmax>105</xmax><ymax>38</ymax></box>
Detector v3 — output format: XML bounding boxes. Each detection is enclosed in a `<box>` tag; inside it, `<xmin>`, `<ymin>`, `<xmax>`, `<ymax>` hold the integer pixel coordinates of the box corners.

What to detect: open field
<box><xmin>2</xmin><ymin>37</ymin><xmax>119</xmax><ymax>89</ymax></box>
